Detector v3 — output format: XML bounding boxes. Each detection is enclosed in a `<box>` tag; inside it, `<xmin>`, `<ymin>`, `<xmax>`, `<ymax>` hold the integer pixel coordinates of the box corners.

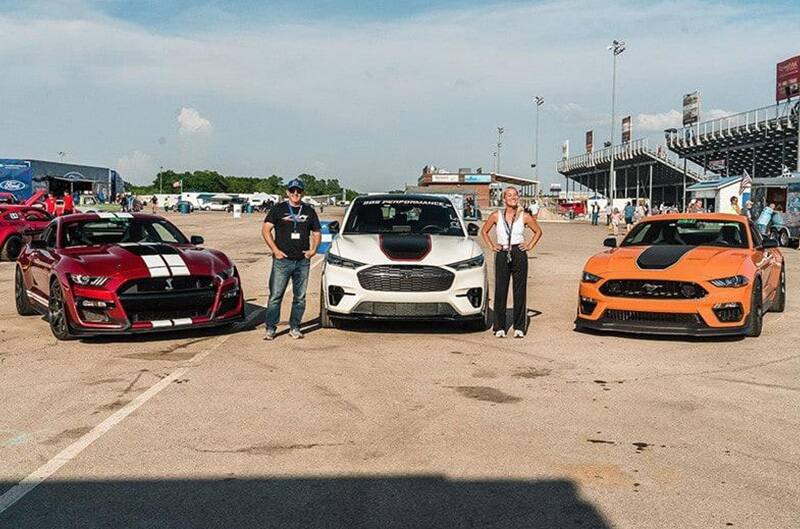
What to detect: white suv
<box><xmin>320</xmin><ymin>194</ymin><xmax>489</xmax><ymax>329</ymax></box>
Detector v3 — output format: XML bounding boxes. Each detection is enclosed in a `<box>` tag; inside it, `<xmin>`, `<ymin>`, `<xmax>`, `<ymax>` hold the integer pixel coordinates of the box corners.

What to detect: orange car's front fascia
<box><xmin>576</xmin><ymin>270</ymin><xmax>753</xmax><ymax>329</ymax></box>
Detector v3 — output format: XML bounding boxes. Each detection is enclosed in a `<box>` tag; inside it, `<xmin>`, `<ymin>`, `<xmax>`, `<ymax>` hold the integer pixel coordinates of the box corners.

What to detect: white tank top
<box><xmin>495</xmin><ymin>209</ymin><xmax>525</xmax><ymax>247</ymax></box>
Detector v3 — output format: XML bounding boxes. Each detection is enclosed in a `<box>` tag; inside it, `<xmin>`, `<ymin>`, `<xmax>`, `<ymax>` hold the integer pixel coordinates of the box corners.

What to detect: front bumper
<box><xmin>322</xmin><ymin>262</ymin><xmax>486</xmax><ymax>320</ymax></box>
<box><xmin>575</xmin><ymin>278</ymin><xmax>753</xmax><ymax>337</ymax></box>
<box><xmin>63</xmin><ymin>276</ymin><xmax>244</xmax><ymax>336</ymax></box>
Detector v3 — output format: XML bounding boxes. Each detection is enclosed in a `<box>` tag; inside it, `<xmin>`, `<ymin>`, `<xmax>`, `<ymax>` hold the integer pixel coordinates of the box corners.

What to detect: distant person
<box><xmin>150</xmin><ymin>195</ymin><xmax>158</xmax><ymax>214</ymax></box>
<box><xmin>590</xmin><ymin>202</ymin><xmax>600</xmax><ymax>225</ymax></box>
<box><xmin>623</xmin><ymin>201</ymin><xmax>635</xmax><ymax>231</ymax></box>
<box><xmin>45</xmin><ymin>192</ymin><xmax>56</xmax><ymax>215</ymax></box>
<box><xmin>163</xmin><ymin>196</ymin><xmax>171</xmax><ymax>212</ymax></box>
<box><xmin>480</xmin><ymin>187</ymin><xmax>543</xmax><ymax>339</ymax></box>
<box><xmin>262</xmin><ymin>179</ymin><xmax>321</xmax><ymax>341</ymax></box>
<box><xmin>730</xmin><ymin>196</ymin><xmax>742</xmax><ymax>215</ymax></box>
<box><xmin>604</xmin><ymin>204</ymin><xmax>612</xmax><ymax>226</ymax></box>
<box><xmin>756</xmin><ymin>203</ymin><xmax>774</xmax><ymax>235</ymax></box>
<box><xmin>62</xmin><ymin>191</ymin><xmax>74</xmax><ymax>215</ymax></box>
<box><xmin>527</xmin><ymin>199</ymin><xmax>540</xmax><ymax>218</ymax></box>
<box><xmin>743</xmin><ymin>200</ymin><xmax>753</xmax><ymax>219</ymax></box>
<box><xmin>634</xmin><ymin>202</ymin><xmax>645</xmax><ymax>223</ymax></box>
<box><xmin>611</xmin><ymin>208</ymin><xmax>622</xmax><ymax>236</ymax></box>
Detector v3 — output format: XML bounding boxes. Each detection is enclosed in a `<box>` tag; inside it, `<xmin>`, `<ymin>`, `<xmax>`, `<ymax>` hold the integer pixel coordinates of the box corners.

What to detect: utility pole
<box><xmin>496</xmin><ymin>127</ymin><xmax>504</xmax><ymax>174</ymax></box>
<box><xmin>159</xmin><ymin>166</ymin><xmax>164</xmax><ymax>194</ymax></box>
<box><xmin>608</xmin><ymin>40</ymin><xmax>626</xmax><ymax>202</ymax></box>
<box><xmin>533</xmin><ymin>97</ymin><xmax>544</xmax><ymax>180</ymax></box>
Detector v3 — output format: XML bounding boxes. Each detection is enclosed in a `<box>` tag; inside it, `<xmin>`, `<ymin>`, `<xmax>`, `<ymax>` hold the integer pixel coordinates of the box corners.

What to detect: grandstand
<box><xmin>556</xmin><ymin>138</ymin><xmax>705</xmax><ymax>206</ymax></box>
<box><xmin>665</xmin><ymin>101</ymin><xmax>800</xmax><ymax>178</ymax></box>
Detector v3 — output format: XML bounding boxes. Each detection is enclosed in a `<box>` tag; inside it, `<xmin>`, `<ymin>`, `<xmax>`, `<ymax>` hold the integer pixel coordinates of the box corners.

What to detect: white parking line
<box><xmin>0</xmin><ymin>334</ymin><xmax>230</xmax><ymax>515</ymax></box>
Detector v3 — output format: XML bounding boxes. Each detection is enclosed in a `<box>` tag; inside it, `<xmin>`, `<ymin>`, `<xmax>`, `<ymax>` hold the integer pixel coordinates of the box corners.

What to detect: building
<box><xmin>413</xmin><ymin>166</ymin><xmax>539</xmax><ymax>209</ymax></box>
<box><xmin>687</xmin><ymin>176</ymin><xmax>743</xmax><ymax>213</ymax></box>
<box><xmin>0</xmin><ymin>158</ymin><xmax>124</xmax><ymax>201</ymax></box>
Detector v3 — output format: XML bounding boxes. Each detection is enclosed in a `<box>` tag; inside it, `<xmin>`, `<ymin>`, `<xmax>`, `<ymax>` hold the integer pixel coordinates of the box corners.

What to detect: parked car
<box><xmin>0</xmin><ymin>206</ymin><xmax>52</xmax><ymax>260</ymax></box>
<box><xmin>319</xmin><ymin>194</ymin><xmax>488</xmax><ymax>330</ymax></box>
<box><xmin>15</xmin><ymin>212</ymin><xmax>243</xmax><ymax>339</ymax></box>
<box><xmin>575</xmin><ymin>213</ymin><xmax>790</xmax><ymax>337</ymax></box>
<box><xmin>165</xmin><ymin>200</ymin><xmax>195</xmax><ymax>213</ymax></box>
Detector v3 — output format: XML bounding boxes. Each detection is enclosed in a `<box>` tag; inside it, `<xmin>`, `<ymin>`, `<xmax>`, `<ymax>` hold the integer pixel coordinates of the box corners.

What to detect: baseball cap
<box><xmin>286</xmin><ymin>178</ymin><xmax>305</xmax><ymax>191</ymax></box>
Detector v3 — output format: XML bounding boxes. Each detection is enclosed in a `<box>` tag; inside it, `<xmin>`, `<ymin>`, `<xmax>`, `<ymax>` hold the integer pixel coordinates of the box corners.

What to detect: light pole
<box><xmin>496</xmin><ymin>127</ymin><xmax>504</xmax><ymax>173</ymax></box>
<box><xmin>533</xmin><ymin>96</ymin><xmax>544</xmax><ymax>180</ymax></box>
<box><xmin>608</xmin><ymin>39</ymin><xmax>625</xmax><ymax>202</ymax></box>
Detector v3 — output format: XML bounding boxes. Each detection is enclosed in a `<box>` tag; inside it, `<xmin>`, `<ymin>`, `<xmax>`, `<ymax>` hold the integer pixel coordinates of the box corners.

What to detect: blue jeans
<box><xmin>265</xmin><ymin>258</ymin><xmax>310</xmax><ymax>330</ymax></box>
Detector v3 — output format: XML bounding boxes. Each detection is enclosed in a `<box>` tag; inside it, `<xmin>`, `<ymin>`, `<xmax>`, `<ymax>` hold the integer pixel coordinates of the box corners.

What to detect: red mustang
<box><xmin>15</xmin><ymin>212</ymin><xmax>244</xmax><ymax>339</ymax></box>
<box><xmin>0</xmin><ymin>206</ymin><xmax>52</xmax><ymax>260</ymax></box>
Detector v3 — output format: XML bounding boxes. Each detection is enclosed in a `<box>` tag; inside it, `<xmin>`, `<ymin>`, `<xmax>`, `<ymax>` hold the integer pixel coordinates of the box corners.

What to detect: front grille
<box><xmin>600</xmin><ymin>280</ymin><xmax>707</xmax><ymax>299</ymax></box>
<box><xmin>357</xmin><ymin>265</ymin><xmax>454</xmax><ymax>292</ymax></box>
<box><xmin>353</xmin><ymin>302</ymin><xmax>458</xmax><ymax>318</ymax></box>
<box><xmin>603</xmin><ymin>309</ymin><xmax>703</xmax><ymax>325</ymax></box>
<box><xmin>118</xmin><ymin>276</ymin><xmax>216</xmax><ymax>323</ymax></box>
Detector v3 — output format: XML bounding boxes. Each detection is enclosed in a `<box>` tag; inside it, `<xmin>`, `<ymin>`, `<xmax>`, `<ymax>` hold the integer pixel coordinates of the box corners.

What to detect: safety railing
<box><xmin>665</xmin><ymin>102</ymin><xmax>800</xmax><ymax>149</ymax></box>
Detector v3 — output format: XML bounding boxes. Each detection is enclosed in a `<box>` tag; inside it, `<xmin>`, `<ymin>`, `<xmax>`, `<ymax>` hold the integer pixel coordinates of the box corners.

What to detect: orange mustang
<box><xmin>575</xmin><ymin>213</ymin><xmax>789</xmax><ymax>337</ymax></box>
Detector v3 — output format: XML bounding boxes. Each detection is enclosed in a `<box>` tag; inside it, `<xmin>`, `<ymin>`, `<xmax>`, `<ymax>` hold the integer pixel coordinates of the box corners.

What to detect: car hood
<box><xmin>586</xmin><ymin>245</ymin><xmax>749</xmax><ymax>280</ymax></box>
<box><xmin>331</xmin><ymin>234</ymin><xmax>481</xmax><ymax>266</ymax></box>
<box><xmin>60</xmin><ymin>243</ymin><xmax>231</xmax><ymax>278</ymax></box>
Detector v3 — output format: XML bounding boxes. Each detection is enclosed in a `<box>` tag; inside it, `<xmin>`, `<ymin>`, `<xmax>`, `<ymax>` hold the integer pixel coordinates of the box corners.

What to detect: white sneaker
<box><xmin>494</xmin><ymin>330</ymin><xmax>506</xmax><ymax>338</ymax></box>
<box><xmin>264</xmin><ymin>328</ymin><xmax>277</xmax><ymax>341</ymax></box>
<box><xmin>513</xmin><ymin>329</ymin><xmax>524</xmax><ymax>339</ymax></box>
<box><xmin>289</xmin><ymin>328</ymin><xmax>304</xmax><ymax>339</ymax></box>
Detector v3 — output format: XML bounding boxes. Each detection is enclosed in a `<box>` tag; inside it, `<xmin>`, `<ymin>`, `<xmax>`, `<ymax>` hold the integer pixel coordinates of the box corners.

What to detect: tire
<box><xmin>319</xmin><ymin>287</ymin><xmax>337</xmax><ymax>329</ymax></box>
<box><xmin>771</xmin><ymin>266</ymin><xmax>786</xmax><ymax>313</ymax></box>
<box><xmin>48</xmin><ymin>279</ymin><xmax>75</xmax><ymax>340</ymax></box>
<box><xmin>1</xmin><ymin>235</ymin><xmax>23</xmax><ymax>261</ymax></box>
<box><xmin>746</xmin><ymin>279</ymin><xmax>763</xmax><ymax>338</ymax></box>
<box><xmin>778</xmin><ymin>229</ymin><xmax>790</xmax><ymax>248</ymax></box>
<box><xmin>14</xmin><ymin>266</ymin><xmax>38</xmax><ymax>316</ymax></box>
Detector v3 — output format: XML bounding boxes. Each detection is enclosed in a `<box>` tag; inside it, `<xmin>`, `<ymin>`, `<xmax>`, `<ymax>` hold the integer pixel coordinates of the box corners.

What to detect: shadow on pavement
<box><xmin>0</xmin><ymin>476</ymin><xmax>613</xmax><ymax>529</ymax></box>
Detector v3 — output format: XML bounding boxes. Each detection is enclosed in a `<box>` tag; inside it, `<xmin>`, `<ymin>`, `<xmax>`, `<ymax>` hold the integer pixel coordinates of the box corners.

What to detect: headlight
<box><xmin>326</xmin><ymin>253</ymin><xmax>365</xmax><ymax>269</ymax></box>
<box><xmin>69</xmin><ymin>274</ymin><xmax>110</xmax><ymax>287</ymax></box>
<box><xmin>581</xmin><ymin>271</ymin><xmax>602</xmax><ymax>283</ymax></box>
<box><xmin>447</xmin><ymin>254</ymin><xmax>485</xmax><ymax>270</ymax></box>
<box><xmin>217</xmin><ymin>265</ymin><xmax>236</xmax><ymax>281</ymax></box>
<box><xmin>709</xmin><ymin>275</ymin><xmax>749</xmax><ymax>288</ymax></box>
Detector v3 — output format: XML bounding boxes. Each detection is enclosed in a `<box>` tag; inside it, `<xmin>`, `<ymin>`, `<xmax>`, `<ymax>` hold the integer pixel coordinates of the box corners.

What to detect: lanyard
<box><xmin>288</xmin><ymin>204</ymin><xmax>303</xmax><ymax>231</ymax></box>
<box><xmin>501</xmin><ymin>208</ymin><xmax>517</xmax><ymax>262</ymax></box>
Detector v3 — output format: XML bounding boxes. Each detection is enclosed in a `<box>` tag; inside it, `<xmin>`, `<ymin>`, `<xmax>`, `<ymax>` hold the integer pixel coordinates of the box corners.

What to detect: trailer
<box><xmin>750</xmin><ymin>174</ymin><xmax>800</xmax><ymax>248</ymax></box>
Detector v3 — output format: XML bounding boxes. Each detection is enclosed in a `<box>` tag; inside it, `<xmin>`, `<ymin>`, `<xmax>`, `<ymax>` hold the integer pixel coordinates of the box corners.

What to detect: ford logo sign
<box><xmin>0</xmin><ymin>180</ymin><xmax>26</xmax><ymax>191</ymax></box>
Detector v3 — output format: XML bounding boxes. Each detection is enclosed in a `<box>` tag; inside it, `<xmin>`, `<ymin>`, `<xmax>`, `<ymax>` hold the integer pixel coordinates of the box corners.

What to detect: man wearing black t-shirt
<box><xmin>261</xmin><ymin>179</ymin><xmax>321</xmax><ymax>340</ymax></box>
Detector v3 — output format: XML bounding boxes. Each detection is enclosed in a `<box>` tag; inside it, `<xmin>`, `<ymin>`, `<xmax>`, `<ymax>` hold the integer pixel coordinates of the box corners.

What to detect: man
<box><xmin>590</xmin><ymin>202</ymin><xmax>600</xmax><ymax>226</ymax></box>
<box><xmin>44</xmin><ymin>192</ymin><xmax>56</xmax><ymax>216</ymax></box>
<box><xmin>62</xmin><ymin>191</ymin><xmax>74</xmax><ymax>215</ymax></box>
<box><xmin>151</xmin><ymin>195</ymin><xmax>158</xmax><ymax>214</ymax></box>
<box><xmin>623</xmin><ymin>201</ymin><xmax>635</xmax><ymax>231</ymax></box>
<box><xmin>480</xmin><ymin>187</ymin><xmax>543</xmax><ymax>338</ymax></box>
<box><xmin>262</xmin><ymin>178</ymin><xmax>321</xmax><ymax>340</ymax></box>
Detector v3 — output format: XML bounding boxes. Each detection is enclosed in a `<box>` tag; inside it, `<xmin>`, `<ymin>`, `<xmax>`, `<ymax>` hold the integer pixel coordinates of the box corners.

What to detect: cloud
<box><xmin>635</xmin><ymin>110</ymin><xmax>682</xmax><ymax>131</ymax></box>
<box><xmin>0</xmin><ymin>1</ymin><xmax>798</xmax><ymax>190</ymax></box>
<box><xmin>116</xmin><ymin>150</ymin><xmax>157</xmax><ymax>185</ymax></box>
<box><xmin>635</xmin><ymin>108</ymin><xmax>735</xmax><ymax>131</ymax></box>
<box><xmin>177</xmin><ymin>107</ymin><xmax>212</xmax><ymax>136</ymax></box>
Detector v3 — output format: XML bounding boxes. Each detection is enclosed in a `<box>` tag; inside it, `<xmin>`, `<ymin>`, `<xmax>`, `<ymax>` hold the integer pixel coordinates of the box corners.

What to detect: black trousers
<box><xmin>493</xmin><ymin>246</ymin><xmax>528</xmax><ymax>332</ymax></box>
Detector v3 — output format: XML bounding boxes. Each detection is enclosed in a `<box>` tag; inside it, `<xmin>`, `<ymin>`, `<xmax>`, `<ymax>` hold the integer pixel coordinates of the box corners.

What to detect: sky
<box><xmin>1</xmin><ymin>0</ymin><xmax>799</xmax><ymax>189</ymax></box>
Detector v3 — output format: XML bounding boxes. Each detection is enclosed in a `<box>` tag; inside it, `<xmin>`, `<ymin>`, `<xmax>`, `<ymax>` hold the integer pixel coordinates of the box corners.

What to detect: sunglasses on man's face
<box><xmin>288</xmin><ymin>188</ymin><xmax>304</xmax><ymax>195</ymax></box>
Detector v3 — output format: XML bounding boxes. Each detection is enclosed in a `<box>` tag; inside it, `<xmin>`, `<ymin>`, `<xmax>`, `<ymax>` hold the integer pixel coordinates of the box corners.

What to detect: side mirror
<box><xmin>190</xmin><ymin>235</ymin><xmax>204</xmax><ymax>245</ymax></box>
<box><xmin>603</xmin><ymin>236</ymin><xmax>618</xmax><ymax>248</ymax></box>
<box><xmin>29</xmin><ymin>239</ymin><xmax>47</xmax><ymax>250</ymax></box>
<box><xmin>760</xmin><ymin>238</ymin><xmax>779</xmax><ymax>249</ymax></box>
<box><xmin>467</xmin><ymin>222</ymin><xmax>479</xmax><ymax>236</ymax></box>
<box><xmin>327</xmin><ymin>221</ymin><xmax>340</xmax><ymax>234</ymax></box>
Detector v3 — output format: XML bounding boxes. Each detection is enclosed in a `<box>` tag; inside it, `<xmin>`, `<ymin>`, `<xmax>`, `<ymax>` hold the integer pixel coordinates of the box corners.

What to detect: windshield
<box><xmin>62</xmin><ymin>218</ymin><xmax>189</xmax><ymax>247</ymax></box>
<box><xmin>344</xmin><ymin>197</ymin><xmax>464</xmax><ymax>236</ymax></box>
<box><xmin>621</xmin><ymin>219</ymin><xmax>748</xmax><ymax>248</ymax></box>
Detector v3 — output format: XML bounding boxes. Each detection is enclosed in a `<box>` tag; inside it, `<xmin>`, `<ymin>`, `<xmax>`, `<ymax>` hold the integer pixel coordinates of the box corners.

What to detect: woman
<box><xmin>480</xmin><ymin>187</ymin><xmax>543</xmax><ymax>338</ymax></box>
<box><xmin>611</xmin><ymin>208</ymin><xmax>622</xmax><ymax>236</ymax></box>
